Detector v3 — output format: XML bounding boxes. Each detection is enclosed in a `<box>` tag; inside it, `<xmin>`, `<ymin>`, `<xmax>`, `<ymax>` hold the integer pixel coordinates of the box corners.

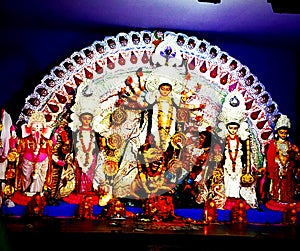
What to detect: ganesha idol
<box><xmin>15</xmin><ymin>111</ymin><xmax>53</xmax><ymax>195</ymax></box>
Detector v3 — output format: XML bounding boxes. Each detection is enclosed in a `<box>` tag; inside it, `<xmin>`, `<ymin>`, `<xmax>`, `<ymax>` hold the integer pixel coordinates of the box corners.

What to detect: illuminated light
<box><xmin>198</xmin><ymin>0</ymin><xmax>221</xmax><ymax>3</ymax></box>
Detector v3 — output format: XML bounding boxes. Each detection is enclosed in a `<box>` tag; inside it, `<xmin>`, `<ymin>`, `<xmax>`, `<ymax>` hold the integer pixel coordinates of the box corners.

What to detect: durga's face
<box><xmin>159</xmin><ymin>84</ymin><xmax>172</xmax><ymax>96</ymax></box>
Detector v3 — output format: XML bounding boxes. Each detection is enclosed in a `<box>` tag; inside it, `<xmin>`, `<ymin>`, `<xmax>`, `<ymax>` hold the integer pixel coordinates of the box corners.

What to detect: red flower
<box><xmin>136</xmin><ymin>69</ymin><xmax>143</xmax><ymax>77</ymax></box>
<box><xmin>185</xmin><ymin>72</ymin><xmax>192</xmax><ymax>81</ymax></box>
<box><xmin>126</xmin><ymin>76</ymin><xmax>133</xmax><ymax>84</ymax></box>
<box><xmin>199</xmin><ymin>103</ymin><xmax>206</xmax><ymax>109</ymax></box>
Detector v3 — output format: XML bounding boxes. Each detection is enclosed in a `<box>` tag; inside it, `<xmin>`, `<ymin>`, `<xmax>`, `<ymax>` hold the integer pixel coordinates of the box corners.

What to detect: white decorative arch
<box><xmin>18</xmin><ymin>30</ymin><xmax>278</xmax><ymax>142</ymax></box>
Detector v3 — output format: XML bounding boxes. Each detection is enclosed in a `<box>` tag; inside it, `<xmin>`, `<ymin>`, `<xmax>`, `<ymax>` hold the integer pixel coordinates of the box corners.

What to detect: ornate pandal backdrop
<box><xmin>16</xmin><ymin>30</ymin><xmax>280</xmax><ymax>192</ymax></box>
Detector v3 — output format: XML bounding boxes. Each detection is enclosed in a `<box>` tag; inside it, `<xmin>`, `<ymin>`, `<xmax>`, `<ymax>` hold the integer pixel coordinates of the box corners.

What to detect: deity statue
<box><xmin>263</xmin><ymin>115</ymin><xmax>300</xmax><ymax>206</ymax></box>
<box><xmin>15</xmin><ymin>111</ymin><xmax>53</xmax><ymax>194</ymax></box>
<box><xmin>215</xmin><ymin>91</ymin><xmax>258</xmax><ymax>209</ymax></box>
<box><xmin>0</xmin><ymin>108</ymin><xmax>13</xmax><ymax>203</ymax></box>
<box><xmin>50</xmin><ymin>113</ymin><xmax>75</xmax><ymax>201</ymax></box>
<box><xmin>130</xmin><ymin>146</ymin><xmax>170</xmax><ymax>199</ymax></box>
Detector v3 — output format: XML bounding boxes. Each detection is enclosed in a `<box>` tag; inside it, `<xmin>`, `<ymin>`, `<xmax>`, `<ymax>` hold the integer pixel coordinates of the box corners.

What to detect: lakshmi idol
<box><xmin>72</xmin><ymin>110</ymin><xmax>109</xmax><ymax>195</ymax></box>
<box><xmin>15</xmin><ymin>111</ymin><xmax>53</xmax><ymax>194</ymax></box>
<box><xmin>73</xmin><ymin>112</ymin><xmax>98</xmax><ymax>194</ymax></box>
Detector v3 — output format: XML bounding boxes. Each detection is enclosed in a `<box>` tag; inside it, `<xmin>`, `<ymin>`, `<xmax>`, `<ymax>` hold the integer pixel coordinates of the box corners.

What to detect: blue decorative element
<box><xmin>229</xmin><ymin>96</ymin><xmax>240</xmax><ymax>107</ymax></box>
<box><xmin>160</xmin><ymin>46</ymin><xmax>176</xmax><ymax>59</ymax></box>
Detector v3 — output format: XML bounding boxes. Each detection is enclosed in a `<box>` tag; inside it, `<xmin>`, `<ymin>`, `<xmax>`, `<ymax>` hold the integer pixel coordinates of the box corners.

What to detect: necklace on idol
<box><xmin>227</xmin><ymin>134</ymin><xmax>239</xmax><ymax>172</ymax></box>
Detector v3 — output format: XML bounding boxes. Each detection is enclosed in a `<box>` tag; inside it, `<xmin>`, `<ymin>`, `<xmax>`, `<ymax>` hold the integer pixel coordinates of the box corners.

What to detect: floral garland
<box><xmin>78</xmin><ymin>127</ymin><xmax>94</xmax><ymax>167</ymax></box>
<box><xmin>226</xmin><ymin>134</ymin><xmax>240</xmax><ymax>172</ymax></box>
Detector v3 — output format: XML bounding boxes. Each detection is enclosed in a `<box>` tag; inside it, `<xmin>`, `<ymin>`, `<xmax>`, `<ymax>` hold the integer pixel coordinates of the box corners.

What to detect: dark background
<box><xmin>1</xmin><ymin>0</ymin><xmax>300</xmax><ymax>144</ymax></box>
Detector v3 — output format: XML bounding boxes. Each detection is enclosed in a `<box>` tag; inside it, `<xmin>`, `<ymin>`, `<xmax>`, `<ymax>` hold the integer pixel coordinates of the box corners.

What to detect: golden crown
<box><xmin>28</xmin><ymin>110</ymin><xmax>46</xmax><ymax>126</ymax></box>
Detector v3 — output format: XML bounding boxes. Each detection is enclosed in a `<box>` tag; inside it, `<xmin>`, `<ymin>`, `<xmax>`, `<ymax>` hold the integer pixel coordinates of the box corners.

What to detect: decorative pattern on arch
<box><xmin>17</xmin><ymin>29</ymin><xmax>279</xmax><ymax>150</ymax></box>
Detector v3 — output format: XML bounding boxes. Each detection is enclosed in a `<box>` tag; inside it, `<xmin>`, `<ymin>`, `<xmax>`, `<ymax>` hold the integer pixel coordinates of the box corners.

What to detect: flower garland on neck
<box><xmin>79</xmin><ymin>127</ymin><xmax>94</xmax><ymax>166</ymax></box>
<box><xmin>226</xmin><ymin>134</ymin><xmax>240</xmax><ymax>172</ymax></box>
<box><xmin>28</xmin><ymin>137</ymin><xmax>44</xmax><ymax>162</ymax></box>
